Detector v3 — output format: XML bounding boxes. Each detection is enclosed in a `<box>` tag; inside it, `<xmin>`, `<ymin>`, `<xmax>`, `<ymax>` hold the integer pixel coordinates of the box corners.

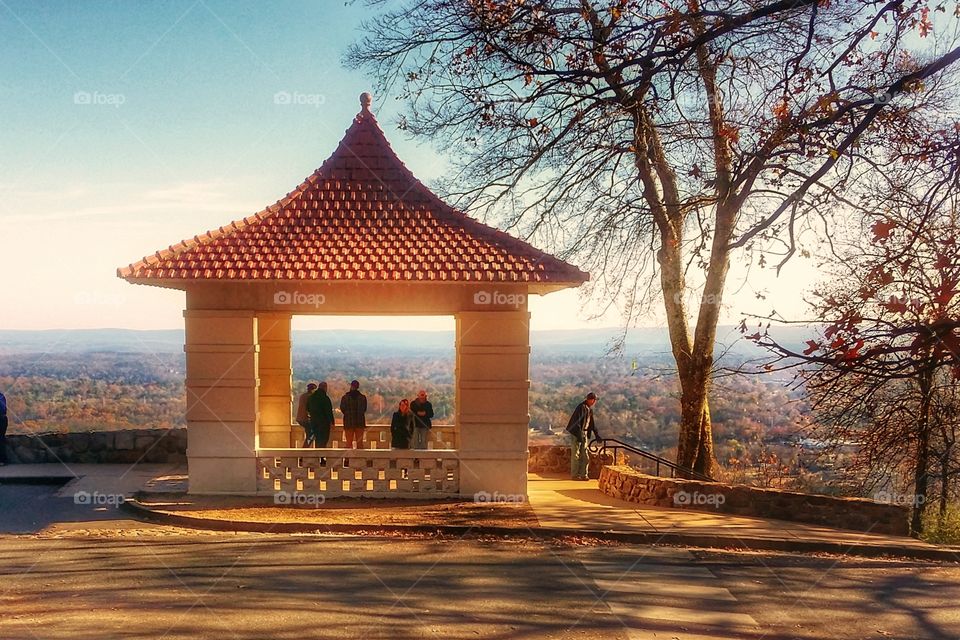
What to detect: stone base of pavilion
<box><xmin>203</xmin><ymin>445</ymin><xmax>527</xmax><ymax>499</ymax></box>
<box><xmin>258</xmin><ymin>448</ymin><xmax>462</xmax><ymax>498</ymax></box>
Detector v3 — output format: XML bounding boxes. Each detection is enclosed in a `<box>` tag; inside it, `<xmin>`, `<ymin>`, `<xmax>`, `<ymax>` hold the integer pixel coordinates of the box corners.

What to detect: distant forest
<box><xmin>0</xmin><ymin>342</ymin><xmax>808</xmax><ymax>475</ymax></box>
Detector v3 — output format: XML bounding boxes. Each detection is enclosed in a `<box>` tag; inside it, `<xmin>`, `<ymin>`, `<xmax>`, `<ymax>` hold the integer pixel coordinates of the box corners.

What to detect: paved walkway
<box><xmin>526</xmin><ymin>474</ymin><xmax>941</xmax><ymax>552</ymax></box>
<box><xmin>1</xmin><ymin>463</ymin><xmax>956</xmax><ymax>560</ymax></box>
<box><xmin>0</xmin><ymin>462</ymin><xmax>185</xmax><ymax>496</ymax></box>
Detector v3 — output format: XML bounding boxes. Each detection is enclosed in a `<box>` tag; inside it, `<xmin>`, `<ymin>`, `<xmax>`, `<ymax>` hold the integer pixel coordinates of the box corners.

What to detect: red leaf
<box><xmin>932</xmin><ymin>284</ymin><xmax>957</xmax><ymax>308</ymax></box>
<box><xmin>871</xmin><ymin>218</ymin><xmax>896</xmax><ymax>242</ymax></box>
<box><xmin>803</xmin><ymin>340</ymin><xmax>819</xmax><ymax>355</ymax></box>
<box><xmin>873</xmin><ymin>268</ymin><xmax>894</xmax><ymax>286</ymax></box>
<box><xmin>718</xmin><ymin>123</ymin><xmax>740</xmax><ymax>144</ymax></box>
<box><xmin>843</xmin><ymin>340</ymin><xmax>864</xmax><ymax>360</ymax></box>
<box><xmin>937</xmin><ymin>331</ymin><xmax>960</xmax><ymax>356</ymax></box>
<box><xmin>882</xmin><ymin>296</ymin><xmax>908</xmax><ymax>314</ymax></box>
<box><xmin>772</xmin><ymin>99</ymin><xmax>790</xmax><ymax>121</ymax></box>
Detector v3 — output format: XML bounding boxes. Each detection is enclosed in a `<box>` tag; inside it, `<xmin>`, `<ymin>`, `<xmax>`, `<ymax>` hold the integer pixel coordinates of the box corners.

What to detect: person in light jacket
<box><xmin>410</xmin><ymin>389</ymin><xmax>434</xmax><ymax>449</ymax></box>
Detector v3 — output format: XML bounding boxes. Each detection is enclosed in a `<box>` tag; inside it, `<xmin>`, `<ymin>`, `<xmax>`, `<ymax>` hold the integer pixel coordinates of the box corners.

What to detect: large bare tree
<box><xmin>350</xmin><ymin>0</ymin><xmax>960</xmax><ymax>475</ymax></box>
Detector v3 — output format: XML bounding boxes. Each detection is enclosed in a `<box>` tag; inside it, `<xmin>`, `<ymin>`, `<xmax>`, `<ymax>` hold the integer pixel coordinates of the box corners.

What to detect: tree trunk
<box><xmin>911</xmin><ymin>366</ymin><xmax>933</xmax><ymax>537</ymax></box>
<box><xmin>676</xmin><ymin>374</ymin><xmax>714</xmax><ymax>476</ymax></box>
<box><xmin>939</xmin><ymin>433</ymin><xmax>953</xmax><ymax>523</ymax></box>
<box><xmin>940</xmin><ymin>454</ymin><xmax>949</xmax><ymax>522</ymax></box>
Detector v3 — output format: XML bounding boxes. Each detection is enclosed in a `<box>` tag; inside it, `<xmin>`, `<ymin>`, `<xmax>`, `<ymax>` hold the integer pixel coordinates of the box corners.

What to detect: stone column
<box><xmin>455</xmin><ymin>310</ymin><xmax>530</xmax><ymax>497</ymax></box>
<box><xmin>183</xmin><ymin>309</ymin><xmax>259</xmax><ymax>493</ymax></box>
<box><xmin>256</xmin><ymin>312</ymin><xmax>294</xmax><ymax>448</ymax></box>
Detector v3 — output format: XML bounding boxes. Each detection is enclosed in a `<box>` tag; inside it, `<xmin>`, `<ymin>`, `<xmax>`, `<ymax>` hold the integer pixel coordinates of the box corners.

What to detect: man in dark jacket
<box><xmin>306</xmin><ymin>382</ymin><xmax>334</xmax><ymax>448</ymax></box>
<box><xmin>340</xmin><ymin>380</ymin><xmax>368</xmax><ymax>449</ymax></box>
<box><xmin>565</xmin><ymin>392</ymin><xmax>600</xmax><ymax>480</ymax></box>
<box><xmin>297</xmin><ymin>382</ymin><xmax>318</xmax><ymax>446</ymax></box>
<box><xmin>0</xmin><ymin>390</ymin><xmax>7</xmax><ymax>466</ymax></box>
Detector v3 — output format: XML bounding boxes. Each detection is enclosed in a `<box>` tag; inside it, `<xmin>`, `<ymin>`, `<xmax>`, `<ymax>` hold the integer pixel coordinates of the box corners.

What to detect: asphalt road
<box><xmin>0</xmin><ymin>482</ymin><xmax>124</xmax><ymax>534</ymax></box>
<box><xmin>1</xmin><ymin>529</ymin><xmax>959</xmax><ymax>640</ymax></box>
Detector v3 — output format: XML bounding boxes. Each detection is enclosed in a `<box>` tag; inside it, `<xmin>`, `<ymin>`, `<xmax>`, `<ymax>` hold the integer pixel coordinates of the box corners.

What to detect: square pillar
<box><xmin>455</xmin><ymin>310</ymin><xmax>530</xmax><ymax>497</ymax></box>
<box><xmin>256</xmin><ymin>312</ymin><xmax>294</xmax><ymax>448</ymax></box>
<box><xmin>184</xmin><ymin>310</ymin><xmax>259</xmax><ymax>494</ymax></box>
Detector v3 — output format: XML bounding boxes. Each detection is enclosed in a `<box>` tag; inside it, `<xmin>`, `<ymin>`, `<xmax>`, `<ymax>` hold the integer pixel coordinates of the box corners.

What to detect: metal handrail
<box><xmin>589</xmin><ymin>437</ymin><xmax>714</xmax><ymax>482</ymax></box>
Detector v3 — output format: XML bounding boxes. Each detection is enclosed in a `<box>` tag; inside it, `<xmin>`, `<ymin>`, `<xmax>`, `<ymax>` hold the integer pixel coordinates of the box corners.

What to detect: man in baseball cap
<box><xmin>565</xmin><ymin>392</ymin><xmax>601</xmax><ymax>480</ymax></box>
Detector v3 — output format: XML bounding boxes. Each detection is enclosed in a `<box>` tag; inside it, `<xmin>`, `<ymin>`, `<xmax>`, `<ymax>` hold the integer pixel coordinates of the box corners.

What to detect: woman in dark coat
<box><xmin>390</xmin><ymin>399</ymin><xmax>414</xmax><ymax>449</ymax></box>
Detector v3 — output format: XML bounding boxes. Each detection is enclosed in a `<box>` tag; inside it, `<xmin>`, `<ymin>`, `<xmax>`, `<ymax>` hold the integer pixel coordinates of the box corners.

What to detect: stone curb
<box><xmin>120</xmin><ymin>498</ymin><xmax>960</xmax><ymax>563</ymax></box>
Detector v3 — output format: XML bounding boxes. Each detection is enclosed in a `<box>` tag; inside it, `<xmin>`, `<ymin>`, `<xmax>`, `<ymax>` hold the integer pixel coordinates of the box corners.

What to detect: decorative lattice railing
<box><xmin>256</xmin><ymin>449</ymin><xmax>460</xmax><ymax>498</ymax></box>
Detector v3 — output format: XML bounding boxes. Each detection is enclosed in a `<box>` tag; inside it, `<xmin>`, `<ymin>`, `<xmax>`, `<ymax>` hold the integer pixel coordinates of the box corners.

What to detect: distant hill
<box><xmin>0</xmin><ymin>325</ymin><xmax>814</xmax><ymax>360</ymax></box>
<box><xmin>0</xmin><ymin>329</ymin><xmax>184</xmax><ymax>354</ymax></box>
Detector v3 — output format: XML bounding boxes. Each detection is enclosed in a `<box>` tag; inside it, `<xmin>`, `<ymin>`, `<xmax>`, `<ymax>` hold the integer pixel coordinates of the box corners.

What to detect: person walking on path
<box><xmin>296</xmin><ymin>382</ymin><xmax>317</xmax><ymax>446</ymax></box>
<box><xmin>565</xmin><ymin>392</ymin><xmax>600</xmax><ymax>480</ymax></box>
<box><xmin>410</xmin><ymin>389</ymin><xmax>434</xmax><ymax>449</ymax></box>
<box><xmin>0</xmin><ymin>391</ymin><xmax>7</xmax><ymax>466</ymax></box>
<box><xmin>306</xmin><ymin>382</ymin><xmax>335</xmax><ymax>448</ymax></box>
<box><xmin>390</xmin><ymin>399</ymin><xmax>415</xmax><ymax>449</ymax></box>
<box><xmin>340</xmin><ymin>380</ymin><xmax>368</xmax><ymax>449</ymax></box>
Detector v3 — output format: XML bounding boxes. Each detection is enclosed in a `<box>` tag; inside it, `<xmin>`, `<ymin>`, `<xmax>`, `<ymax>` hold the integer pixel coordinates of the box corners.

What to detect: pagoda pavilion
<box><xmin>120</xmin><ymin>94</ymin><xmax>588</xmax><ymax>496</ymax></box>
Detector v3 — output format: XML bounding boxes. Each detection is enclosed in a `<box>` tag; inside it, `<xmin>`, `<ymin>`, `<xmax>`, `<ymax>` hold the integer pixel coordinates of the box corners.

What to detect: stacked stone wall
<box><xmin>3</xmin><ymin>428</ymin><xmax>187</xmax><ymax>465</ymax></box>
<box><xmin>599</xmin><ymin>465</ymin><xmax>910</xmax><ymax>536</ymax></box>
<box><xmin>527</xmin><ymin>444</ymin><xmax>622</xmax><ymax>479</ymax></box>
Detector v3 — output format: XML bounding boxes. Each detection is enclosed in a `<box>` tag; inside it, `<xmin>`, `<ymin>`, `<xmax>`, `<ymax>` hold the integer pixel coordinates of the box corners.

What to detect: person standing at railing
<box><xmin>390</xmin><ymin>399</ymin><xmax>415</xmax><ymax>449</ymax></box>
<box><xmin>410</xmin><ymin>389</ymin><xmax>434</xmax><ymax>449</ymax></box>
<box><xmin>296</xmin><ymin>382</ymin><xmax>318</xmax><ymax>446</ymax></box>
<box><xmin>340</xmin><ymin>380</ymin><xmax>368</xmax><ymax>449</ymax></box>
<box><xmin>0</xmin><ymin>390</ymin><xmax>8</xmax><ymax>466</ymax></box>
<box><xmin>565</xmin><ymin>392</ymin><xmax>601</xmax><ymax>481</ymax></box>
<box><xmin>307</xmin><ymin>381</ymin><xmax>335</xmax><ymax>448</ymax></box>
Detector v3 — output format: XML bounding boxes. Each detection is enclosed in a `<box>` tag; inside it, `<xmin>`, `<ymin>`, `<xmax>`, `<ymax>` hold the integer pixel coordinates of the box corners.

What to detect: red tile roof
<box><xmin>119</xmin><ymin>95</ymin><xmax>588</xmax><ymax>289</ymax></box>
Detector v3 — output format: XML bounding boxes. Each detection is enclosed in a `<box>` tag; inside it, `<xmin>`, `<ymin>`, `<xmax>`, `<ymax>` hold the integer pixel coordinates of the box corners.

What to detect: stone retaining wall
<box><xmin>527</xmin><ymin>444</ymin><xmax>622</xmax><ymax>479</ymax></box>
<box><xmin>599</xmin><ymin>465</ymin><xmax>910</xmax><ymax>537</ymax></box>
<box><xmin>3</xmin><ymin>428</ymin><xmax>187</xmax><ymax>465</ymax></box>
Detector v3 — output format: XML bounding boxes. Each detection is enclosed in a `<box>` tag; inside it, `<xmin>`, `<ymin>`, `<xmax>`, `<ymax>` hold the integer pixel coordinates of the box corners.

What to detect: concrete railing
<box><xmin>599</xmin><ymin>465</ymin><xmax>910</xmax><ymax>537</ymax></box>
<box><xmin>257</xmin><ymin>448</ymin><xmax>460</xmax><ymax>498</ymax></box>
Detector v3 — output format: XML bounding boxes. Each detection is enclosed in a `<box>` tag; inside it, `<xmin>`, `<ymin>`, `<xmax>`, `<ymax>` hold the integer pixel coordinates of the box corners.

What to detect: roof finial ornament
<box><xmin>360</xmin><ymin>92</ymin><xmax>373</xmax><ymax>114</ymax></box>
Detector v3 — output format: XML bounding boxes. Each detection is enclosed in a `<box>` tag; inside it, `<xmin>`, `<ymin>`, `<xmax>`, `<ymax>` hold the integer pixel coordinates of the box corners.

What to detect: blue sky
<box><xmin>0</xmin><ymin>0</ymin><xmax>813</xmax><ymax>331</ymax></box>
